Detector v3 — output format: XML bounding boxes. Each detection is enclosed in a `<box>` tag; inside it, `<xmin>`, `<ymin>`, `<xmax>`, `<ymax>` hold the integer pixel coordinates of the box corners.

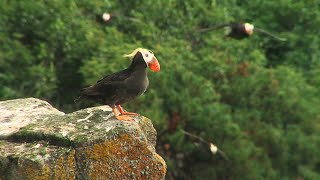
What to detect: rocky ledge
<box><xmin>0</xmin><ymin>98</ymin><xmax>166</xmax><ymax>179</ymax></box>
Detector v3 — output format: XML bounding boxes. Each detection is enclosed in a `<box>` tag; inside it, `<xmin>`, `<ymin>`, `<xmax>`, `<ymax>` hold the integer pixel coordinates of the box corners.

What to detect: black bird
<box><xmin>77</xmin><ymin>48</ymin><xmax>160</xmax><ymax>121</ymax></box>
<box><xmin>197</xmin><ymin>22</ymin><xmax>286</xmax><ymax>41</ymax></box>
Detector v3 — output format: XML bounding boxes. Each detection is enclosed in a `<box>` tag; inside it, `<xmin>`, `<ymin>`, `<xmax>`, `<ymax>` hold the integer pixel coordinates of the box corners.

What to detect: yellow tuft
<box><xmin>123</xmin><ymin>48</ymin><xmax>147</xmax><ymax>58</ymax></box>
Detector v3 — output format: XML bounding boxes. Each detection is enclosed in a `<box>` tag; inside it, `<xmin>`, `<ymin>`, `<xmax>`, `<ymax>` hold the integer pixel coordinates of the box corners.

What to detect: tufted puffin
<box><xmin>197</xmin><ymin>22</ymin><xmax>286</xmax><ymax>41</ymax></box>
<box><xmin>77</xmin><ymin>48</ymin><xmax>160</xmax><ymax>121</ymax></box>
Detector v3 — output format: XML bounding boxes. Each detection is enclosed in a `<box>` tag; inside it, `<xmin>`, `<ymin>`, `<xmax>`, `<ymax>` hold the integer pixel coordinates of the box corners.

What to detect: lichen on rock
<box><xmin>0</xmin><ymin>98</ymin><xmax>166</xmax><ymax>179</ymax></box>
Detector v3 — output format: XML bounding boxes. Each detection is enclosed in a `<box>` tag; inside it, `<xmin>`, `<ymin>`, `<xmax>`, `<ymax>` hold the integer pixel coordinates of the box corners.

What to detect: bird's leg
<box><xmin>116</xmin><ymin>105</ymin><xmax>138</xmax><ymax>116</ymax></box>
<box><xmin>111</xmin><ymin>105</ymin><xmax>133</xmax><ymax>121</ymax></box>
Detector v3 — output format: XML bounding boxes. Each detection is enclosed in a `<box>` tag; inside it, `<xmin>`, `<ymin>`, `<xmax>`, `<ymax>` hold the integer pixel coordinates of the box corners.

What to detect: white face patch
<box><xmin>244</xmin><ymin>23</ymin><xmax>254</xmax><ymax>35</ymax></box>
<box><xmin>102</xmin><ymin>13</ymin><xmax>111</xmax><ymax>22</ymax></box>
<box><xmin>139</xmin><ymin>49</ymin><xmax>154</xmax><ymax>64</ymax></box>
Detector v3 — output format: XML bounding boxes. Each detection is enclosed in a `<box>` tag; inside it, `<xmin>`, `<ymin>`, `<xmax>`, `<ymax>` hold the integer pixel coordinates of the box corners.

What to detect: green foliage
<box><xmin>1</xmin><ymin>0</ymin><xmax>320</xmax><ymax>179</ymax></box>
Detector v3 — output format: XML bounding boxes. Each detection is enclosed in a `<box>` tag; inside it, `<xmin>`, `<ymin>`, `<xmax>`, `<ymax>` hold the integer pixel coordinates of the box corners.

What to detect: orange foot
<box><xmin>116</xmin><ymin>115</ymin><xmax>134</xmax><ymax>121</ymax></box>
<box><xmin>117</xmin><ymin>105</ymin><xmax>138</xmax><ymax>116</ymax></box>
<box><xmin>112</xmin><ymin>106</ymin><xmax>134</xmax><ymax>121</ymax></box>
<box><xmin>120</xmin><ymin>112</ymin><xmax>138</xmax><ymax>115</ymax></box>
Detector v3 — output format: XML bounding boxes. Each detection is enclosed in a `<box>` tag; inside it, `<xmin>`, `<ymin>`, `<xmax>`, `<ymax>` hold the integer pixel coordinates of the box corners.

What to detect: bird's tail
<box><xmin>195</xmin><ymin>23</ymin><xmax>231</xmax><ymax>33</ymax></box>
<box><xmin>74</xmin><ymin>86</ymin><xmax>96</xmax><ymax>103</ymax></box>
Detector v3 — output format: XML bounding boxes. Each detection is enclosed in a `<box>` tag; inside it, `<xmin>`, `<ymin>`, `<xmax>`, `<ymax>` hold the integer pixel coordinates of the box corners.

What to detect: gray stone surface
<box><xmin>0</xmin><ymin>98</ymin><xmax>166</xmax><ymax>179</ymax></box>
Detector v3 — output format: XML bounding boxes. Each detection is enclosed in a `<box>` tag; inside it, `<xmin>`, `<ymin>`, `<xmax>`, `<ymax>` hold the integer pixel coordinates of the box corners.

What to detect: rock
<box><xmin>0</xmin><ymin>98</ymin><xmax>166</xmax><ymax>179</ymax></box>
<box><xmin>0</xmin><ymin>98</ymin><xmax>64</xmax><ymax>137</ymax></box>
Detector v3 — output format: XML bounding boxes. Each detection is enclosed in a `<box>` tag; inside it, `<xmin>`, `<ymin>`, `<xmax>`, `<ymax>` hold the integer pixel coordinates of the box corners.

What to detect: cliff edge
<box><xmin>0</xmin><ymin>98</ymin><xmax>166</xmax><ymax>179</ymax></box>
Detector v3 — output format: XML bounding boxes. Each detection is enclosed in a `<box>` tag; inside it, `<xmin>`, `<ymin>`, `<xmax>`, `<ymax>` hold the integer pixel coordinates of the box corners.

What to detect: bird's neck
<box><xmin>129</xmin><ymin>62</ymin><xmax>148</xmax><ymax>81</ymax></box>
<box><xmin>128</xmin><ymin>54</ymin><xmax>147</xmax><ymax>71</ymax></box>
<box><xmin>132</xmin><ymin>68</ymin><xmax>148</xmax><ymax>79</ymax></box>
<box><xmin>128</xmin><ymin>56</ymin><xmax>148</xmax><ymax>79</ymax></box>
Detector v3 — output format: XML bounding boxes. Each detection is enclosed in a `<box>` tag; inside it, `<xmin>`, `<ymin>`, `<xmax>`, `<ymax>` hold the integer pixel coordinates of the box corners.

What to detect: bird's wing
<box><xmin>255</xmin><ymin>27</ymin><xmax>287</xmax><ymax>41</ymax></box>
<box><xmin>96</xmin><ymin>69</ymin><xmax>131</xmax><ymax>83</ymax></box>
<box><xmin>196</xmin><ymin>23</ymin><xmax>232</xmax><ymax>33</ymax></box>
<box><xmin>81</xmin><ymin>69</ymin><xmax>131</xmax><ymax>96</ymax></box>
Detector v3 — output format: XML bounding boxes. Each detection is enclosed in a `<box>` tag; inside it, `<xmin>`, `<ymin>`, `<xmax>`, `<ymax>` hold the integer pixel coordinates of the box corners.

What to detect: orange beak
<box><xmin>148</xmin><ymin>56</ymin><xmax>160</xmax><ymax>72</ymax></box>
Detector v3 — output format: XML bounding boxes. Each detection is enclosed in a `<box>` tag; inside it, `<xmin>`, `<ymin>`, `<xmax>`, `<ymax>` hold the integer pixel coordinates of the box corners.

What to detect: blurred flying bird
<box><xmin>181</xmin><ymin>130</ymin><xmax>229</xmax><ymax>161</ymax></box>
<box><xmin>197</xmin><ymin>22</ymin><xmax>286</xmax><ymax>41</ymax></box>
<box><xmin>76</xmin><ymin>48</ymin><xmax>160</xmax><ymax>121</ymax></box>
<box><xmin>96</xmin><ymin>12</ymin><xmax>142</xmax><ymax>24</ymax></box>
<box><xmin>102</xmin><ymin>13</ymin><xmax>111</xmax><ymax>22</ymax></box>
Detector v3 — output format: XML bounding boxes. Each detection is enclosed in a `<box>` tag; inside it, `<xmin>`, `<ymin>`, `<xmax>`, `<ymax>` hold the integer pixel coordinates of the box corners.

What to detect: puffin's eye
<box><xmin>145</xmin><ymin>54</ymin><xmax>149</xmax><ymax>57</ymax></box>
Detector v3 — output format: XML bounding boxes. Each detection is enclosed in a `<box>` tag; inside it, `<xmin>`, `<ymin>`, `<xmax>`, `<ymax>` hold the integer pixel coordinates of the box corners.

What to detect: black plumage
<box><xmin>197</xmin><ymin>22</ymin><xmax>286</xmax><ymax>41</ymax></box>
<box><xmin>77</xmin><ymin>49</ymin><xmax>160</xmax><ymax>121</ymax></box>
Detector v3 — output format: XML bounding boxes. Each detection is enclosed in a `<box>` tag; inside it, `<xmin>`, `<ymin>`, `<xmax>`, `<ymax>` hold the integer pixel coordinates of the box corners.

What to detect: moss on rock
<box><xmin>0</xmin><ymin>98</ymin><xmax>166</xmax><ymax>179</ymax></box>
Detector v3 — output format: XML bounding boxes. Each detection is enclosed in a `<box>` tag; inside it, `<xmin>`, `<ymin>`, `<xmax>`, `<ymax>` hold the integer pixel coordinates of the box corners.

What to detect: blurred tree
<box><xmin>0</xmin><ymin>0</ymin><xmax>319</xmax><ymax>179</ymax></box>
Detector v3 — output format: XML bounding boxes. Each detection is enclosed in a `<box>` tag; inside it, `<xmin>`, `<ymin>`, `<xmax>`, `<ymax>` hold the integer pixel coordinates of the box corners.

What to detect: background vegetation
<box><xmin>1</xmin><ymin>0</ymin><xmax>320</xmax><ymax>179</ymax></box>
